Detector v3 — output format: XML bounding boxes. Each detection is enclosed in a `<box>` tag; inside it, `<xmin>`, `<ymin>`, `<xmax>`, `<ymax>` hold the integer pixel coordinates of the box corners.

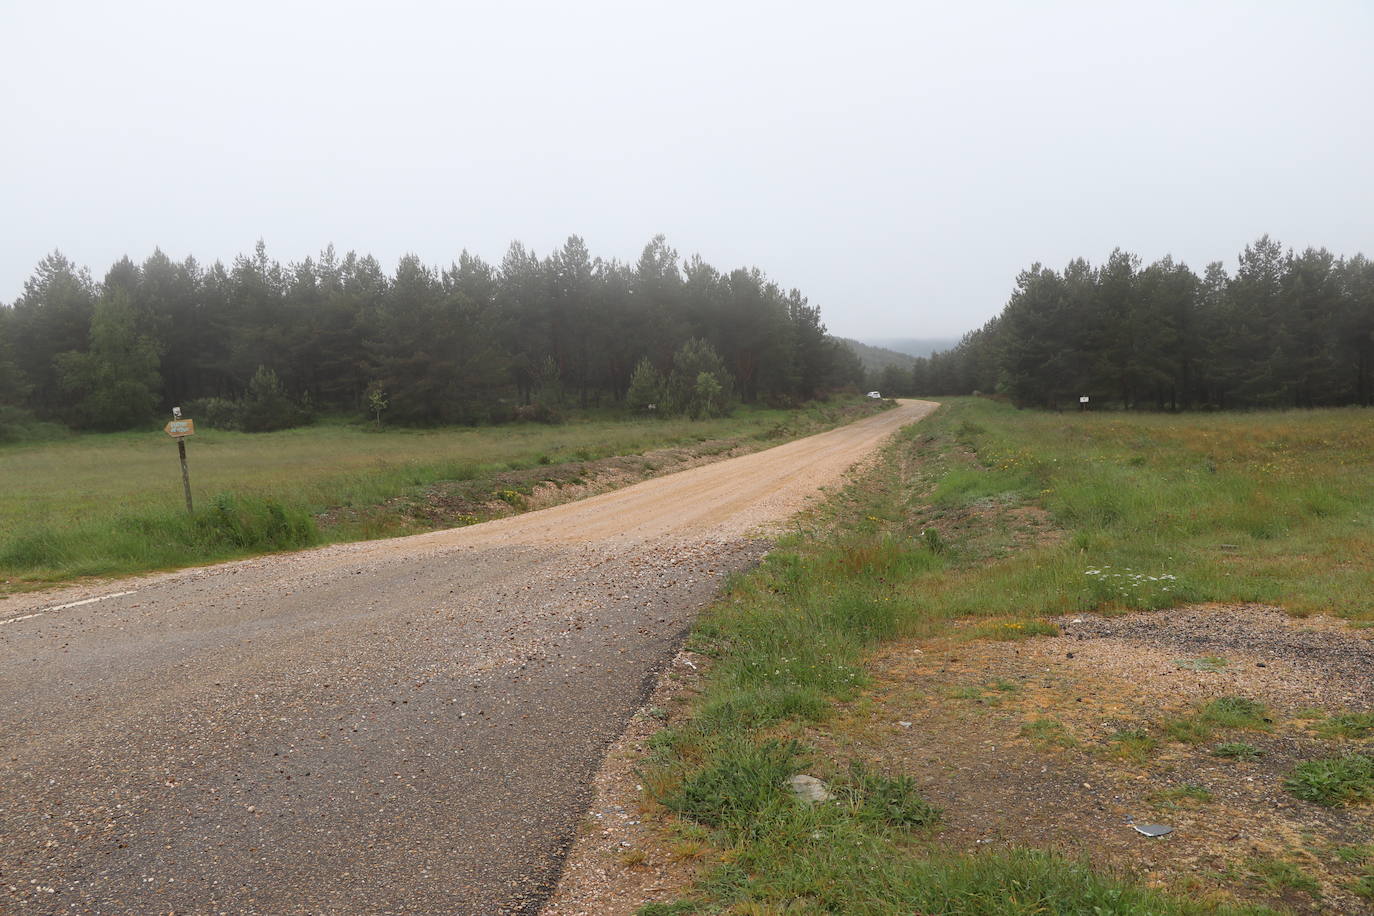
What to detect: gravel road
<box><xmin>0</xmin><ymin>400</ymin><xmax>935</xmax><ymax>915</ymax></box>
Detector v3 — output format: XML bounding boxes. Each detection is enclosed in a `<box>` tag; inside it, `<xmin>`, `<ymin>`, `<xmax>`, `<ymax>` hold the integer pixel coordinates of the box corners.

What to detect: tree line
<box><xmin>0</xmin><ymin>235</ymin><xmax>865</xmax><ymax>434</ymax></box>
<box><xmin>897</xmin><ymin>237</ymin><xmax>1374</xmax><ymax>410</ymax></box>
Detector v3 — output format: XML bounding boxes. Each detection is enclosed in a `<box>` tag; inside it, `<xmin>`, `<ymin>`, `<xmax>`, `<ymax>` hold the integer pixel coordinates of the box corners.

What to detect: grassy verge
<box><xmin>0</xmin><ymin>397</ymin><xmax>885</xmax><ymax>590</ymax></box>
<box><xmin>634</xmin><ymin>397</ymin><xmax>1374</xmax><ymax>914</ymax></box>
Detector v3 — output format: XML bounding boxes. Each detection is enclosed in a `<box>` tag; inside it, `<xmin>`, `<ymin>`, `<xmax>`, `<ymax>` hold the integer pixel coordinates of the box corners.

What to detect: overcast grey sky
<box><xmin>2</xmin><ymin>1</ymin><xmax>1370</xmax><ymax>340</ymax></box>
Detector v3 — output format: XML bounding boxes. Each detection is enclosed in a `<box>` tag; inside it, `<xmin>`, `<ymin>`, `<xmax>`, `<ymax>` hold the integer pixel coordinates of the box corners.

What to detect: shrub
<box><xmin>183</xmin><ymin>369</ymin><xmax>312</xmax><ymax>433</ymax></box>
<box><xmin>238</xmin><ymin>366</ymin><xmax>309</xmax><ymax>432</ymax></box>
<box><xmin>0</xmin><ymin>405</ymin><xmax>67</xmax><ymax>443</ymax></box>
<box><xmin>184</xmin><ymin>396</ymin><xmax>243</xmax><ymax>430</ymax></box>
<box><xmin>666</xmin><ymin>339</ymin><xmax>733</xmax><ymax>419</ymax></box>
<box><xmin>625</xmin><ymin>356</ymin><xmax>664</xmax><ymax>414</ymax></box>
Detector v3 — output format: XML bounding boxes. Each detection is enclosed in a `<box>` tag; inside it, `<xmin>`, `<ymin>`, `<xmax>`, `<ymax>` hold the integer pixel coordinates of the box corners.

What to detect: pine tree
<box><xmin>0</xmin><ymin>307</ymin><xmax>28</xmax><ymax>407</ymax></box>
<box><xmin>667</xmin><ymin>339</ymin><xmax>732</xmax><ymax>418</ymax></box>
<box><xmin>55</xmin><ymin>290</ymin><xmax>162</xmax><ymax>430</ymax></box>
<box><xmin>625</xmin><ymin>357</ymin><xmax>663</xmax><ymax>413</ymax></box>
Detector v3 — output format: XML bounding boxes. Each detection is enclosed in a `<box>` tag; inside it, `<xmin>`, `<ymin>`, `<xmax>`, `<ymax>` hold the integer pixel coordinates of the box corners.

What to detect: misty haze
<box><xmin>2</xmin><ymin>2</ymin><xmax>1372</xmax><ymax>914</ymax></box>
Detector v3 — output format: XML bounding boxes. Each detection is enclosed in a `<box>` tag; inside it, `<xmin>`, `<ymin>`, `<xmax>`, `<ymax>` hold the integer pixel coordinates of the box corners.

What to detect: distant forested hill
<box><xmin>837</xmin><ymin>338</ymin><xmax>916</xmax><ymax>373</ymax></box>
<box><xmin>864</xmin><ymin>337</ymin><xmax>960</xmax><ymax>358</ymax></box>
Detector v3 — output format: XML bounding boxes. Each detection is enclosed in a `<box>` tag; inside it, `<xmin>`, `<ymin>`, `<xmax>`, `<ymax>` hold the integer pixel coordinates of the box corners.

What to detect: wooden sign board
<box><xmin>164</xmin><ymin>418</ymin><xmax>195</xmax><ymax>438</ymax></box>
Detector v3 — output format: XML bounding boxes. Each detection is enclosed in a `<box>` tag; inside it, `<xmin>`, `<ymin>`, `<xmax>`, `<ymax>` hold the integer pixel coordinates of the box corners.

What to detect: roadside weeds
<box><xmin>544</xmin><ymin>398</ymin><xmax>1374</xmax><ymax>915</ymax></box>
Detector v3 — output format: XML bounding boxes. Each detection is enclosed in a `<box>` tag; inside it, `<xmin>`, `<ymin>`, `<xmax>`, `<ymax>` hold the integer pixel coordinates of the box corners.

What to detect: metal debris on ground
<box><xmin>1131</xmin><ymin>823</ymin><xmax>1173</xmax><ymax>837</ymax></box>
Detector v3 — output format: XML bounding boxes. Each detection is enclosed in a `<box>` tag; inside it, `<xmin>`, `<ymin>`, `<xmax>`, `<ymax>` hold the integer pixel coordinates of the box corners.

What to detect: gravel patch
<box><xmin>1055</xmin><ymin>603</ymin><xmax>1374</xmax><ymax>710</ymax></box>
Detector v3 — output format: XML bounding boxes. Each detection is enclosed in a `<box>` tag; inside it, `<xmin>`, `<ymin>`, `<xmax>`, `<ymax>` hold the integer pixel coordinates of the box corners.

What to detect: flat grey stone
<box><xmin>787</xmin><ymin>774</ymin><xmax>833</xmax><ymax>803</ymax></box>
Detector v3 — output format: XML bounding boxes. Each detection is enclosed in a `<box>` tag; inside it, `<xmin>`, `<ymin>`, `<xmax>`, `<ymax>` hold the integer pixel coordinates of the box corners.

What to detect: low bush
<box><xmin>183</xmin><ymin>396</ymin><xmax>244</xmax><ymax>431</ymax></box>
<box><xmin>184</xmin><ymin>367</ymin><xmax>312</xmax><ymax>433</ymax></box>
<box><xmin>0</xmin><ymin>405</ymin><xmax>68</xmax><ymax>444</ymax></box>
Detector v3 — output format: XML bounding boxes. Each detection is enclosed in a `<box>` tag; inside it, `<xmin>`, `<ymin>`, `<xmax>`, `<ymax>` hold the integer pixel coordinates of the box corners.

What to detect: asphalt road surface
<box><xmin>0</xmin><ymin>400</ymin><xmax>936</xmax><ymax>915</ymax></box>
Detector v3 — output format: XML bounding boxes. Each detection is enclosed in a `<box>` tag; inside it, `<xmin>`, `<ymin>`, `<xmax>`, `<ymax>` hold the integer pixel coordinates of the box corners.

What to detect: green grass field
<box><xmin>0</xmin><ymin>399</ymin><xmax>878</xmax><ymax>590</ymax></box>
<box><xmin>913</xmin><ymin>398</ymin><xmax>1374</xmax><ymax>624</ymax></box>
<box><xmin>638</xmin><ymin>398</ymin><xmax>1374</xmax><ymax>915</ymax></box>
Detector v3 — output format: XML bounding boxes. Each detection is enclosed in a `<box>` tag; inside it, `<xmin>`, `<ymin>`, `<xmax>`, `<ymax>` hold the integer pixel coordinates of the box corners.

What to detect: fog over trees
<box><xmin>0</xmin><ymin>236</ymin><xmax>864</xmax><ymax>433</ymax></box>
<box><xmin>904</xmin><ymin>237</ymin><xmax>1374</xmax><ymax>410</ymax></box>
<box><xmin>7</xmin><ymin>232</ymin><xmax>1370</xmax><ymax>435</ymax></box>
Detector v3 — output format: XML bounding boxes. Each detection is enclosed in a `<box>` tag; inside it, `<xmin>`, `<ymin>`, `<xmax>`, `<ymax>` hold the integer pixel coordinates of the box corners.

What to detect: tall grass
<box><xmin>0</xmin><ymin>494</ymin><xmax>319</xmax><ymax>580</ymax></box>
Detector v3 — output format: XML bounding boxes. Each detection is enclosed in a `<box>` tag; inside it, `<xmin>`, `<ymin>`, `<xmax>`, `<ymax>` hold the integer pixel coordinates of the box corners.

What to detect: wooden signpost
<box><xmin>165</xmin><ymin>411</ymin><xmax>195</xmax><ymax>514</ymax></box>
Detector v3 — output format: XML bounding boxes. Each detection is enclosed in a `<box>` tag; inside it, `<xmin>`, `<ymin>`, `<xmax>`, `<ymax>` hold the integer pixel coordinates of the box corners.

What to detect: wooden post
<box><xmin>167</xmin><ymin>410</ymin><xmax>195</xmax><ymax>514</ymax></box>
<box><xmin>178</xmin><ymin>437</ymin><xmax>193</xmax><ymax>514</ymax></box>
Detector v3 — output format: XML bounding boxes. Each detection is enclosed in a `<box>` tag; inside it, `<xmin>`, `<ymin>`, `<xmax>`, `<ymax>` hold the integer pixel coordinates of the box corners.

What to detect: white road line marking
<box><xmin>49</xmin><ymin>591</ymin><xmax>136</xmax><ymax>611</ymax></box>
<box><xmin>0</xmin><ymin>590</ymin><xmax>137</xmax><ymax>627</ymax></box>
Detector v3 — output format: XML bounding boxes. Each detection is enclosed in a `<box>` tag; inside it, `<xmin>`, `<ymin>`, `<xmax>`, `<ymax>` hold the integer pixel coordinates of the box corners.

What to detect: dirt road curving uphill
<box><xmin>0</xmin><ymin>400</ymin><xmax>935</xmax><ymax>915</ymax></box>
